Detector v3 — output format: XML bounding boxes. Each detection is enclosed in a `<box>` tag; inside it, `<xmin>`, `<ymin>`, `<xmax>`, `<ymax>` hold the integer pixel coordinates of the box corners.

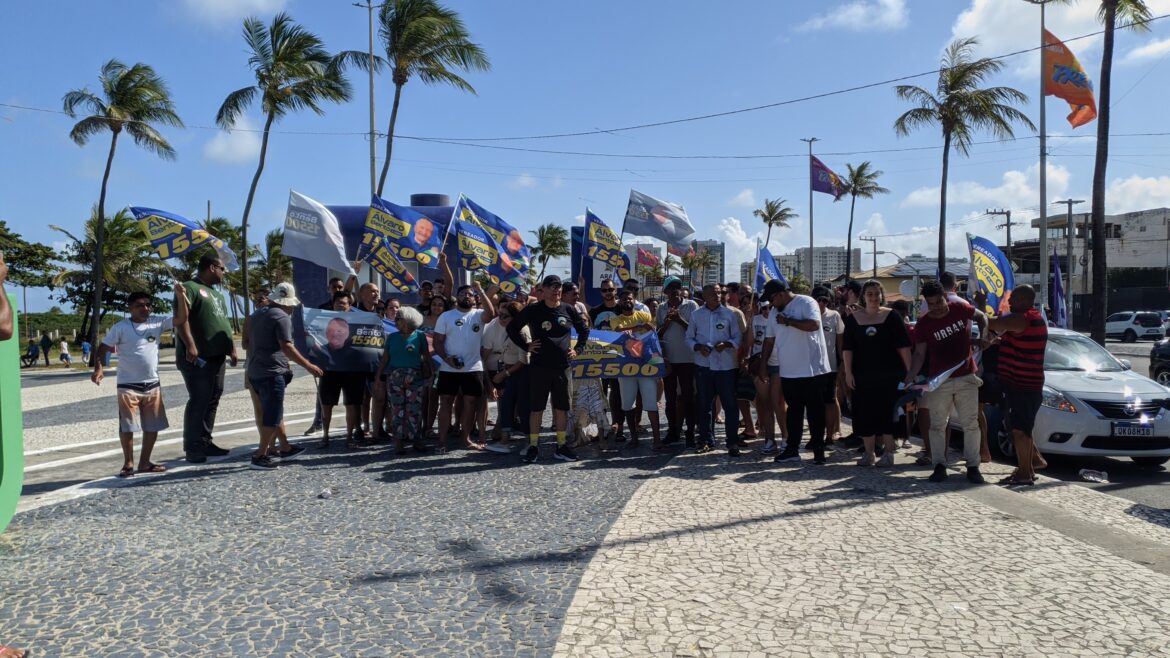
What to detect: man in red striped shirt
<box><xmin>988</xmin><ymin>285</ymin><xmax>1049</xmax><ymax>486</ymax></box>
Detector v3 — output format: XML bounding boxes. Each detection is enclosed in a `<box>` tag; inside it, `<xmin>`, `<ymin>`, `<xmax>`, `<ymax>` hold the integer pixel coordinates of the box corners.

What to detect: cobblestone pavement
<box><xmin>553</xmin><ymin>446</ymin><xmax>1170</xmax><ymax>658</ymax></box>
<box><xmin>0</xmin><ymin>433</ymin><xmax>673</xmax><ymax>657</ymax></box>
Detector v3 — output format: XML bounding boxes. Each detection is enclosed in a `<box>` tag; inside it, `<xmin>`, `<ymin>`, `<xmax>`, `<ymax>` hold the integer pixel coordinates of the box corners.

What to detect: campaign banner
<box><xmin>811</xmin><ymin>156</ymin><xmax>848</xmax><ymax>200</ymax></box>
<box><xmin>364</xmin><ymin>195</ymin><xmax>443</xmax><ymax>266</ymax></box>
<box><xmin>623</xmin><ymin>190</ymin><xmax>696</xmax><ymax>248</ymax></box>
<box><xmin>454</xmin><ymin>194</ymin><xmax>531</xmax><ymax>275</ymax></box>
<box><xmin>449</xmin><ymin>212</ymin><xmax>526</xmax><ymax>294</ymax></box>
<box><xmin>360</xmin><ymin>233</ymin><xmax>420</xmax><ymax>294</ymax></box>
<box><xmin>967</xmin><ymin>233</ymin><xmax>1015</xmax><ymax>317</ymax></box>
<box><xmin>1043</xmin><ymin>29</ymin><xmax>1097</xmax><ymax>129</ymax></box>
<box><xmin>755</xmin><ymin>244</ymin><xmax>788</xmax><ymax>292</ymax></box>
<box><xmin>283</xmin><ymin>191</ymin><xmax>356</xmax><ymax>277</ymax></box>
<box><xmin>583</xmin><ymin>210</ymin><xmax>633</xmax><ymax>283</ymax></box>
<box><xmin>569</xmin><ymin>329</ymin><xmax>665</xmax><ymax>380</ymax></box>
<box><xmin>303</xmin><ymin>308</ymin><xmax>385</xmax><ymax>373</ymax></box>
<box><xmin>130</xmin><ymin>207</ymin><xmax>239</xmax><ymax>270</ymax></box>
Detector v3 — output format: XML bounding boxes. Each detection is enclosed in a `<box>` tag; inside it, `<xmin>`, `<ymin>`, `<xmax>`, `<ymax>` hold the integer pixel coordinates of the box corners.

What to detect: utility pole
<box><xmin>1024</xmin><ymin>0</ymin><xmax>1054</xmax><ymax>309</ymax></box>
<box><xmin>1056</xmin><ymin>198</ymin><xmax>1085</xmax><ymax>307</ymax></box>
<box><xmin>986</xmin><ymin>208</ymin><xmax>1020</xmax><ymax>267</ymax></box>
<box><xmin>801</xmin><ymin>137</ymin><xmax>819</xmax><ymax>283</ymax></box>
<box><xmin>859</xmin><ymin>237</ymin><xmax>877</xmax><ymax>279</ymax></box>
<box><xmin>355</xmin><ymin>0</ymin><xmax>378</xmax><ymax>196</ymax></box>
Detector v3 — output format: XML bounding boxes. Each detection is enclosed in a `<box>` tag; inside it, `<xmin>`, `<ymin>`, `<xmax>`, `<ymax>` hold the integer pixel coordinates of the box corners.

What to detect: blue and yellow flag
<box><xmin>130</xmin><ymin>207</ymin><xmax>239</xmax><ymax>271</ymax></box>
<box><xmin>360</xmin><ymin>233</ymin><xmax>420</xmax><ymax>294</ymax></box>
<box><xmin>583</xmin><ymin>210</ymin><xmax>633</xmax><ymax>282</ymax></box>
<box><xmin>449</xmin><ymin>204</ymin><xmax>526</xmax><ymax>294</ymax></box>
<box><xmin>454</xmin><ymin>195</ymin><xmax>531</xmax><ymax>275</ymax></box>
<box><xmin>967</xmin><ymin>233</ymin><xmax>1015</xmax><ymax>317</ymax></box>
<box><xmin>754</xmin><ymin>244</ymin><xmax>787</xmax><ymax>292</ymax></box>
<box><xmin>364</xmin><ymin>195</ymin><xmax>443</xmax><ymax>267</ymax></box>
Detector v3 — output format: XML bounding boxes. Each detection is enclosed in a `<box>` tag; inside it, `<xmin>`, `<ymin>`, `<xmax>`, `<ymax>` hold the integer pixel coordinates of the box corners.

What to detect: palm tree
<box><xmin>894</xmin><ymin>37</ymin><xmax>1035</xmax><ymax>276</ymax></box>
<box><xmin>62</xmin><ymin>59</ymin><xmax>183</xmax><ymax>349</ymax></box>
<box><xmin>374</xmin><ymin>0</ymin><xmax>490</xmax><ymax>195</ymax></box>
<box><xmin>1054</xmin><ymin>0</ymin><xmax>1151</xmax><ymax>343</ymax></box>
<box><xmin>753</xmin><ymin>198</ymin><xmax>797</xmax><ymax>249</ymax></box>
<box><xmin>680</xmin><ymin>248</ymin><xmax>716</xmax><ymax>289</ymax></box>
<box><xmin>253</xmin><ymin>228</ymin><xmax>293</xmax><ymax>291</ymax></box>
<box><xmin>838</xmin><ymin>162</ymin><xmax>890</xmax><ymax>282</ymax></box>
<box><xmin>528</xmin><ymin>224</ymin><xmax>570</xmax><ymax>280</ymax></box>
<box><xmin>662</xmin><ymin>253</ymin><xmax>679</xmax><ymax>277</ymax></box>
<box><xmin>216</xmin><ymin>12</ymin><xmax>352</xmax><ymax>316</ymax></box>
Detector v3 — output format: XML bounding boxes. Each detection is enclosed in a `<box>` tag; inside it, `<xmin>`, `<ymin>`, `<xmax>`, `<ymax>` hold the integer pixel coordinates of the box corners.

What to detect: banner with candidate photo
<box><xmin>131</xmin><ymin>207</ymin><xmax>239</xmax><ymax>270</ymax></box>
<box><xmin>364</xmin><ymin>195</ymin><xmax>443</xmax><ymax>266</ymax></box>
<box><xmin>583</xmin><ymin>210</ymin><xmax>633</xmax><ymax>284</ymax></box>
<box><xmin>450</xmin><ymin>213</ymin><xmax>526</xmax><ymax>294</ymax></box>
<box><xmin>569</xmin><ymin>329</ymin><xmax>665</xmax><ymax>380</ymax></box>
<box><xmin>302</xmin><ymin>308</ymin><xmax>386</xmax><ymax>373</ymax></box>
<box><xmin>453</xmin><ymin>194</ymin><xmax>531</xmax><ymax>275</ymax></box>
<box><xmin>360</xmin><ymin>233</ymin><xmax>420</xmax><ymax>294</ymax></box>
<box><xmin>622</xmin><ymin>190</ymin><xmax>695</xmax><ymax>248</ymax></box>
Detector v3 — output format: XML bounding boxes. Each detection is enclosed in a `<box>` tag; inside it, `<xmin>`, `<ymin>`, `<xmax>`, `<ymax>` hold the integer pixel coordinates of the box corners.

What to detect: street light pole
<box><xmin>1025</xmin><ymin>0</ymin><xmax>1054</xmax><ymax>308</ymax></box>
<box><xmin>801</xmin><ymin>137</ymin><xmax>819</xmax><ymax>282</ymax></box>
<box><xmin>355</xmin><ymin>0</ymin><xmax>378</xmax><ymax>197</ymax></box>
<box><xmin>859</xmin><ymin>236</ymin><xmax>877</xmax><ymax>279</ymax></box>
<box><xmin>1056</xmin><ymin>198</ymin><xmax>1085</xmax><ymax>306</ymax></box>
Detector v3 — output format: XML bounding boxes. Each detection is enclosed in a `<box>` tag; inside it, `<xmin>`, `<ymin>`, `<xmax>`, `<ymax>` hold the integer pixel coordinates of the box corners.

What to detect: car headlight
<box><xmin>1041</xmin><ymin>386</ymin><xmax>1078</xmax><ymax>413</ymax></box>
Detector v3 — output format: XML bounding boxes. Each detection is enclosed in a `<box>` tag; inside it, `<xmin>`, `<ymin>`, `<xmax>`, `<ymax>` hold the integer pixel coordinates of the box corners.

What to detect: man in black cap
<box><xmin>508</xmin><ymin>274</ymin><xmax>590</xmax><ymax>463</ymax></box>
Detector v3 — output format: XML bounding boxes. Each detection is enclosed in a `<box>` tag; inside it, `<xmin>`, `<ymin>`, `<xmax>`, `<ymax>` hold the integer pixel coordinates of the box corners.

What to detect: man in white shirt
<box><xmin>759</xmin><ymin>280</ymin><xmax>831</xmax><ymax>465</ymax></box>
<box><xmin>433</xmin><ymin>279</ymin><xmax>495</xmax><ymax>452</ymax></box>
<box><xmin>91</xmin><ymin>291</ymin><xmax>173</xmax><ymax>477</ymax></box>
<box><xmin>814</xmin><ymin>288</ymin><xmax>846</xmax><ymax>443</ymax></box>
<box><xmin>686</xmin><ymin>284</ymin><xmax>742</xmax><ymax>455</ymax></box>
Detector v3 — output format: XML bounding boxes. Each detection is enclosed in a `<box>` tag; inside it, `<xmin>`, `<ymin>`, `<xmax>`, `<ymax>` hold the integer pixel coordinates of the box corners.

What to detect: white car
<box><xmin>1104</xmin><ymin>311</ymin><xmax>1165</xmax><ymax>342</ymax></box>
<box><xmin>988</xmin><ymin>328</ymin><xmax>1170</xmax><ymax>467</ymax></box>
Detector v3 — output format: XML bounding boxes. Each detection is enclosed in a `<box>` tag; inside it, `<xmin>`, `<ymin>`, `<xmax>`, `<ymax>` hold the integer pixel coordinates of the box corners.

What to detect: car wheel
<box><xmin>985</xmin><ymin>406</ymin><xmax>1015</xmax><ymax>459</ymax></box>
<box><xmin>1124</xmin><ymin>329</ymin><xmax>1138</xmax><ymax>343</ymax></box>
<box><xmin>1132</xmin><ymin>456</ymin><xmax>1169</xmax><ymax>467</ymax></box>
<box><xmin>1156</xmin><ymin>368</ymin><xmax>1170</xmax><ymax>386</ymax></box>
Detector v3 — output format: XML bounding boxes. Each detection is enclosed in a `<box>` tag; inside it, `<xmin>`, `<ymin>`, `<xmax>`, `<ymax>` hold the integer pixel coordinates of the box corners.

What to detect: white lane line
<box><xmin>23</xmin><ymin>408</ymin><xmax>317</xmax><ymax>456</ymax></box>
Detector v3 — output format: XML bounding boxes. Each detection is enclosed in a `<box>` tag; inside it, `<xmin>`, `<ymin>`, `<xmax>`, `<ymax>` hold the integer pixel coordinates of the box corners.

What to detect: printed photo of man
<box><xmin>412</xmin><ymin>218</ymin><xmax>435</xmax><ymax>250</ymax></box>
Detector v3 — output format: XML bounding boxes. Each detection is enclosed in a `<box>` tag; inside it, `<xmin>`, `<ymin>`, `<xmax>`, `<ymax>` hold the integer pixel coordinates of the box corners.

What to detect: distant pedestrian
<box><xmin>39</xmin><ymin>332</ymin><xmax>51</xmax><ymax>366</ymax></box>
<box><xmin>91</xmin><ymin>291</ymin><xmax>172</xmax><ymax>478</ymax></box>
<box><xmin>58</xmin><ymin>340</ymin><xmax>72</xmax><ymax>366</ymax></box>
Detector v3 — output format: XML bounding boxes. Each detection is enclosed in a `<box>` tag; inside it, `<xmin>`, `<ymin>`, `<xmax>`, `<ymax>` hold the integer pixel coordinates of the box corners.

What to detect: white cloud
<box><xmin>203</xmin><ymin>116</ymin><xmax>261</xmax><ymax>164</ymax></box>
<box><xmin>551</xmin><ymin>176</ymin><xmax>565</xmax><ymax>189</ymax></box>
<box><xmin>1107</xmin><ymin>175</ymin><xmax>1170</xmax><ymax>214</ymax></box>
<box><xmin>901</xmin><ymin>162</ymin><xmax>1071</xmax><ymax>210</ymax></box>
<box><xmin>1124</xmin><ymin>37</ymin><xmax>1170</xmax><ymax>64</ymax></box>
<box><xmin>717</xmin><ymin>216</ymin><xmax>792</xmax><ymax>282</ymax></box>
<box><xmin>573</xmin><ymin>214</ymin><xmax>586</xmax><ymax>224</ymax></box>
<box><xmin>727</xmin><ymin>188</ymin><xmax>756</xmax><ymax>208</ymax></box>
<box><xmin>799</xmin><ymin>0</ymin><xmax>908</xmax><ymax>32</ymax></box>
<box><xmin>508</xmin><ymin>173</ymin><xmax>537</xmax><ymax>190</ymax></box>
<box><xmin>182</xmin><ymin>0</ymin><xmax>287</xmax><ymax>25</ymax></box>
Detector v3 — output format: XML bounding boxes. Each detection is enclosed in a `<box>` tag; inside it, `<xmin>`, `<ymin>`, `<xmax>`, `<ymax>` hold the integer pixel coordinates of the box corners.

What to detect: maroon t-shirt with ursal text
<box><xmin>913</xmin><ymin>301</ymin><xmax>976</xmax><ymax>379</ymax></box>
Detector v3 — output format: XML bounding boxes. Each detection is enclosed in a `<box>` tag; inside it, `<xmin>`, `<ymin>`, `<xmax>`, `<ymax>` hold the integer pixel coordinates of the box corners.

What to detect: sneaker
<box><xmin>523</xmin><ymin>446</ymin><xmax>539</xmax><ymax>463</ymax></box>
<box><xmin>185</xmin><ymin>452</ymin><xmax>207</xmax><ymax>464</ymax></box>
<box><xmin>204</xmin><ymin>442</ymin><xmax>230</xmax><ymax>457</ymax></box>
<box><xmin>250</xmin><ymin>455</ymin><xmax>278</xmax><ymax>471</ymax></box>
<box><xmin>876</xmin><ymin>452</ymin><xmax>894</xmax><ymax>467</ymax></box>
<box><xmin>485</xmin><ymin>442</ymin><xmax>513</xmax><ymax>454</ymax></box>
<box><xmin>928</xmin><ymin>464</ymin><xmax>948</xmax><ymax>482</ymax></box>
<box><xmin>696</xmin><ymin>443</ymin><xmax>714</xmax><ymax>454</ymax></box>
<box><xmin>303</xmin><ymin>422</ymin><xmax>322</xmax><ymax>436</ymax></box>
<box><xmin>275</xmin><ymin>444</ymin><xmax>306</xmax><ymax>460</ymax></box>
<box><xmin>773</xmin><ymin>452</ymin><xmax>802</xmax><ymax>463</ymax></box>
<box><xmin>554</xmin><ymin>445</ymin><xmax>578</xmax><ymax>462</ymax></box>
<box><xmin>966</xmin><ymin>467</ymin><xmax>985</xmax><ymax>484</ymax></box>
<box><xmin>759</xmin><ymin>439</ymin><xmax>779</xmax><ymax>455</ymax></box>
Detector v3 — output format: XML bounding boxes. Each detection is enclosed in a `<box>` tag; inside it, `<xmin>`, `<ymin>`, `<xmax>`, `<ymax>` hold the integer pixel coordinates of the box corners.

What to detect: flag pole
<box><xmin>1037</xmin><ymin>1</ymin><xmax>1050</xmax><ymax>309</ymax></box>
<box><xmin>802</xmin><ymin>137</ymin><xmax>820</xmax><ymax>284</ymax></box>
<box><xmin>578</xmin><ymin>208</ymin><xmax>589</xmax><ymax>285</ymax></box>
<box><xmin>440</xmin><ymin>194</ymin><xmax>459</xmax><ymax>253</ymax></box>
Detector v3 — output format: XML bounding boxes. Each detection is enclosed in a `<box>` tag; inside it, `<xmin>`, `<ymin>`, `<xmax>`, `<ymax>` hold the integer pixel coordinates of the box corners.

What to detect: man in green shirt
<box><xmin>174</xmin><ymin>254</ymin><xmax>239</xmax><ymax>463</ymax></box>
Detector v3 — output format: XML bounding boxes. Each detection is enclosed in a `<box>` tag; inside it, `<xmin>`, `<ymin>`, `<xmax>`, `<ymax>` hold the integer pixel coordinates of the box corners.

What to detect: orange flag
<box><xmin>1043</xmin><ymin>29</ymin><xmax>1097</xmax><ymax>128</ymax></box>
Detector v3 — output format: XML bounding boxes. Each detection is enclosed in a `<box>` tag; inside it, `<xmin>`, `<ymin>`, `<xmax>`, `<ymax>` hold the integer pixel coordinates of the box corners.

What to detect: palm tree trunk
<box><xmin>376</xmin><ymin>82</ymin><xmax>404</xmax><ymax>197</ymax></box>
<box><xmin>240</xmin><ymin>111</ymin><xmax>276</xmax><ymax>318</ymax></box>
<box><xmin>764</xmin><ymin>224</ymin><xmax>773</xmax><ymax>250</ymax></box>
<box><xmin>537</xmin><ymin>256</ymin><xmax>549</xmax><ymax>281</ymax></box>
<box><xmin>846</xmin><ymin>194</ymin><xmax>857</xmax><ymax>283</ymax></box>
<box><xmin>1089</xmin><ymin>1</ymin><xmax>1117</xmax><ymax>345</ymax></box>
<box><xmin>937</xmin><ymin>132</ymin><xmax>952</xmax><ymax>277</ymax></box>
<box><xmin>89</xmin><ymin>129</ymin><xmax>120</xmax><ymax>349</ymax></box>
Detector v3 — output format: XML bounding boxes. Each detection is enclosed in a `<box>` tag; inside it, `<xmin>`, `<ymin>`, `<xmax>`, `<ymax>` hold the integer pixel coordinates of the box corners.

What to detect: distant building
<box><xmin>691</xmin><ymin>239</ymin><xmax>725</xmax><ymax>286</ymax></box>
<box><xmin>778</xmin><ymin>247</ymin><xmax>861</xmax><ymax>282</ymax></box>
<box><xmin>739</xmin><ymin>260</ymin><xmax>756</xmax><ymax>285</ymax></box>
<box><xmin>839</xmin><ymin>254</ymin><xmax>968</xmax><ymax>302</ymax></box>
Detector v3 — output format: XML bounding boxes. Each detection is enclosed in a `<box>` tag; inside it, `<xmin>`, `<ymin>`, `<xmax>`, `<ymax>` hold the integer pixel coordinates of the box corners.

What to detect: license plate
<box><xmin>1112</xmin><ymin>422</ymin><xmax>1154</xmax><ymax>438</ymax></box>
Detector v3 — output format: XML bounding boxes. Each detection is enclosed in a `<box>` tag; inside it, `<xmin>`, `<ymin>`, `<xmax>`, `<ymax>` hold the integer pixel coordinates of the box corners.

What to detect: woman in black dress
<box><xmin>842</xmin><ymin>280</ymin><xmax>912</xmax><ymax>466</ymax></box>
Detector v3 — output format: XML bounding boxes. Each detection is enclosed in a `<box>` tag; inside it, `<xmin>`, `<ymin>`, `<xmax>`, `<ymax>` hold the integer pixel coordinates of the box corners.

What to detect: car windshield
<box><xmin>1044</xmin><ymin>334</ymin><xmax>1124</xmax><ymax>372</ymax></box>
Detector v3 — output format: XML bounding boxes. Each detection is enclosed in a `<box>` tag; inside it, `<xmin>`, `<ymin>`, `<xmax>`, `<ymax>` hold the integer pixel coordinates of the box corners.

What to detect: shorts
<box><xmin>819</xmin><ymin>372</ymin><xmax>838</xmax><ymax>401</ymax></box>
<box><xmin>116</xmin><ymin>384</ymin><xmax>169</xmax><ymax>433</ymax></box>
<box><xmin>1004</xmin><ymin>389</ymin><xmax>1042</xmax><ymax>435</ymax></box>
<box><xmin>437</xmin><ymin>371</ymin><xmax>485</xmax><ymax>397</ymax></box>
<box><xmin>530</xmin><ymin>366</ymin><xmax>571</xmax><ymax>411</ymax></box>
<box><xmin>320</xmin><ymin>371</ymin><xmax>366</xmax><ymax>406</ymax></box>
<box><xmin>249</xmin><ymin>375</ymin><xmax>287</xmax><ymax>427</ymax></box>
<box><xmin>619</xmin><ymin>377</ymin><xmax>657</xmax><ymax>411</ymax></box>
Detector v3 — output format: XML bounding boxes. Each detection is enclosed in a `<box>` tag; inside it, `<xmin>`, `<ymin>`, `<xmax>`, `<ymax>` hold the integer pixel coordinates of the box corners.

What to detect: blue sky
<box><xmin>5</xmin><ymin>0</ymin><xmax>1170</xmax><ymax>311</ymax></box>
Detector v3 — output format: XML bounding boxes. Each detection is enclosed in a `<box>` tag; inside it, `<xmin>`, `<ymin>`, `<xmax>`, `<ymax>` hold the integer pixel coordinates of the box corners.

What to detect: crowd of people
<box><xmin>88</xmin><ymin>252</ymin><xmax>1050</xmax><ymax>487</ymax></box>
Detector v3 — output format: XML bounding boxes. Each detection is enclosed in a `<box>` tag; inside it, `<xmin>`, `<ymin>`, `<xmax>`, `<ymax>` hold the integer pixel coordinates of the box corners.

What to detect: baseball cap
<box><xmin>269</xmin><ymin>282</ymin><xmax>301</xmax><ymax>307</ymax></box>
<box><xmin>663</xmin><ymin>275</ymin><xmax>682</xmax><ymax>290</ymax></box>
<box><xmin>542</xmin><ymin>274</ymin><xmax>562</xmax><ymax>288</ymax></box>
<box><xmin>762</xmin><ymin>279</ymin><xmax>788</xmax><ymax>301</ymax></box>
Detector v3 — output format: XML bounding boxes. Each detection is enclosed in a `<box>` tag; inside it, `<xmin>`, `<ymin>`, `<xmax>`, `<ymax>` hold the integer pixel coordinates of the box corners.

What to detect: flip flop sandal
<box><xmin>136</xmin><ymin>464</ymin><xmax>167</xmax><ymax>474</ymax></box>
<box><xmin>998</xmin><ymin>475</ymin><xmax>1037</xmax><ymax>486</ymax></box>
<box><xmin>117</xmin><ymin>467</ymin><xmax>135</xmax><ymax>478</ymax></box>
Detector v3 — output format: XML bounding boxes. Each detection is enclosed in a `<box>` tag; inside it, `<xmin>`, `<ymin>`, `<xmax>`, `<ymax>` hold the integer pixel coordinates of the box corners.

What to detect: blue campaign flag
<box><xmin>584</xmin><ymin>210</ymin><xmax>633</xmax><ymax>282</ymax></box>
<box><xmin>364</xmin><ymin>195</ymin><xmax>444</xmax><ymax>267</ymax></box>
<box><xmin>754</xmin><ymin>245</ymin><xmax>788</xmax><ymax>292</ymax></box>
<box><xmin>455</xmin><ymin>195</ymin><xmax>531</xmax><ymax>275</ymax></box>
<box><xmin>449</xmin><ymin>205</ymin><xmax>526</xmax><ymax>294</ymax></box>
<box><xmin>131</xmin><ymin>207</ymin><xmax>239</xmax><ymax>270</ymax></box>
<box><xmin>967</xmin><ymin>233</ymin><xmax>1015</xmax><ymax>317</ymax></box>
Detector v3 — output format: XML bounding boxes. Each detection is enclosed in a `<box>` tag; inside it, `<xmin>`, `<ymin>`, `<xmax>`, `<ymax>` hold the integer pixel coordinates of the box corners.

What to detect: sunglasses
<box><xmin>601</xmin><ymin>288</ymin><xmax>616</xmax><ymax>293</ymax></box>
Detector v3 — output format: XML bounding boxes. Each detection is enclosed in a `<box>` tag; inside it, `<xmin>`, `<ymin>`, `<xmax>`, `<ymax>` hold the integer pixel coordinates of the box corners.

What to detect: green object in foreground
<box><xmin>0</xmin><ymin>293</ymin><xmax>23</xmax><ymax>533</ymax></box>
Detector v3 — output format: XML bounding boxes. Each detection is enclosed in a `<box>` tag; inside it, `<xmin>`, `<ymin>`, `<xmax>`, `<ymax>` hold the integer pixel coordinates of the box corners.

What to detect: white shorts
<box><xmin>116</xmin><ymin>385</ymin><xmax>170</xmax><ymax>433</ymax></box>
<box><xmin>618</xmin><ymin>377</ymin><xmax>658</xmax><ymax>412</ymax></box>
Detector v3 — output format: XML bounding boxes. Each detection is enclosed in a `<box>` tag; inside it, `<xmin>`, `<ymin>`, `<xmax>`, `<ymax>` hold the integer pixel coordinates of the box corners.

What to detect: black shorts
<box><xmin>529</xmin><ymin>366</ymin><xmax>571</xmax><ymax>411</ymax></box>
<box><xmin>320</xmin><ymin>371</ymin><xmax>366</xmax><ymax>406</ymax></box>
<box><xmin>820</xmin><ymin>372</ymin><xmax>838</xmax><ymax>401</ymax></box>
<box><xmin>437</xmin><ymin>371</ymin><xmax>485</xmax><ymax>398</ymax></box>
<box><xmin>1004</xmin><ymin>389</ymin><xmax>1042</xmax><ymax>435</ymax></box>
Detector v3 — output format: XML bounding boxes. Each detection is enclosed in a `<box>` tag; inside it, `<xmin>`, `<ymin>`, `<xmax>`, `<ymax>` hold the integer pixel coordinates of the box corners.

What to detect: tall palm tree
<box><xmin>375</xmin><ymin>0</ymin><xmax>490</xmax><ymax>195</ymax></box>
<box><xmin>662</xmin><ymin>253</ymin><xmax>679</xmax><ymax>277</ymax></box>
<box><xmin>838</xmin><ymin>162</ymin><xmax>890</xmax><ymax>282</ymax></box>
<box><xmin>253</xmin><ymin>228</ymin><xmax>293</xmax><ymax>290</ymax></box>
<box><xmin>894</xmin><ymin>37</ymin><xmax>1034</xmax><ymax>275</ymax></box>
<box><xmin>216</xmin><ymin>12</ymin><xmax>352</xmax><ymax>316</ymax></box>
<box><xmin>681</xmin><ymin>249</ymin><xmax>716</xmax><ymax>289</ymax></box>
<box><xmin>528</xmin><ymin>223</ymin><xmax>570</xmax><ymax>280</ymax></box>
<box><xmin>1055</xmin><ymin>0</ymin><xmax>1151</xmax><ymax>343</ymax></box>
<box><xmin>753</xmin><ymin>198</ymin><xmax>797</xmax><ymax>250</ymax></box>
<box><xmin>62</xmin><ymin>59</ymin><xmax>183</xmax><ymax>349</ymax></box>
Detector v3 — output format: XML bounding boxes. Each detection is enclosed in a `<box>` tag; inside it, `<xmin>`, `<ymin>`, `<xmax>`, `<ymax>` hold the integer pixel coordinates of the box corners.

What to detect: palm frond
<box><xmin>216</xmin><ymin>86</ymin><xmax>258</xmax><ymax>129</ymax></box>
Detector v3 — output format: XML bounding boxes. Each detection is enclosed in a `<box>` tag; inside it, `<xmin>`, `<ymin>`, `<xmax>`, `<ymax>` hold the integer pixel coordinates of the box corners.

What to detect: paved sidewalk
<box><xmin>553</xmin><ymin>448</ymin><xmax>1170</xmax><ymax>658</ymax></box>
